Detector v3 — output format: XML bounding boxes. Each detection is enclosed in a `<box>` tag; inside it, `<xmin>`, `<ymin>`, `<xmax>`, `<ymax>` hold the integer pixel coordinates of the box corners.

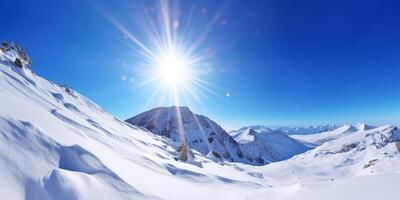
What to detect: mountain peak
<box><xmin>126</xmin><ymin>106</ymin><xmax>251</xmax><ymax>163</ymax></box>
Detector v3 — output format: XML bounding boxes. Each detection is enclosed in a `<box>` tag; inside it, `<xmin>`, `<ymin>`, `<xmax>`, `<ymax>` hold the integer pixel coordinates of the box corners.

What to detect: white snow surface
<box><xmin>1</xmin><ymin>51</ymin><xmax>400</xmax><ymax>200</ymax></box>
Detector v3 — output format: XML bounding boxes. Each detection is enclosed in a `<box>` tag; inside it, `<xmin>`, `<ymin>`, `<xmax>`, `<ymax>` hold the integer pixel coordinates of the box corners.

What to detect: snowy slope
<box><xmin>243</xmin><ymin>125</ymin><xmax>400</xmax><ymax>200</ymax></box>
<box><xmin>0</xmin><ymin>47</ymin><xmax>269</xmax><ymax>200</ymax></box>
<box><xmin>257</xmin><ymin>125</ymin><xmax>400</xmax><ymax>185</ymax></box>
<box><xmin>248</xmin><ymin>173</ymin><xmax>400</xmax><ymax>200</ymax></box>
<box><xmin>229</xmin><ymin>128</ymin><xmax>310</xmax><ymax>163</ymax></box>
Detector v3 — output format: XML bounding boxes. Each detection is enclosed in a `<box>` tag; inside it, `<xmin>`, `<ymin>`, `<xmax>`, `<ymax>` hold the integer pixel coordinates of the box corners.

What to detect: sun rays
<box><xmin>95</xmin><ymin>0</ymin><xmax>231</xmax><ymax>147</ymax></box>
<box><xmin>96</xmin><ymin>0</ymin><xmax>230</xmax><ymax>109</ymax></box>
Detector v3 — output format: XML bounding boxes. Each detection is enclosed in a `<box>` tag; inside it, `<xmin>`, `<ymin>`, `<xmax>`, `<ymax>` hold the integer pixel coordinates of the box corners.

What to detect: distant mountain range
<box><xmin>230</xmin><ymin>124</ymin><xmax>339</xmax><ymax>136</ymax></box>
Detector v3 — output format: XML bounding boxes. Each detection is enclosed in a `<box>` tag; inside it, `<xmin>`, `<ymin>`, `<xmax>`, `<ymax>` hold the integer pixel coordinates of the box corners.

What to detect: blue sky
<box><xmin>2</xmin><ymin>0</ymin><xmax>400</xmax><ymax>130</ymax></box>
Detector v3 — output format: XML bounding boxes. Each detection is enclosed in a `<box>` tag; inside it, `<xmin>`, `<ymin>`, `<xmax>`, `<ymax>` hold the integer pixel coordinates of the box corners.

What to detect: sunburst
<box><xmin>97</xmin><ymin>0</ymin><xmax>227</xmax><ymax>148</ymax></box>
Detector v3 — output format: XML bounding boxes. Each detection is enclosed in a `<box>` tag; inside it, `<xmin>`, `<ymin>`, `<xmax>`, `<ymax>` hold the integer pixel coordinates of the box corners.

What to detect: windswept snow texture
<box><xmin>1</xmin><ymin>50</ymin><xmax>400</xmax><ymax>200</ymax></box>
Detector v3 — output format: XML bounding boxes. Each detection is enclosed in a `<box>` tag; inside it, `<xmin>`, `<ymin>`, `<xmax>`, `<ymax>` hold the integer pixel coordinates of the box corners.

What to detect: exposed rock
<box><xmin>0</xmin><ymin>41</ymin><xmax>32</xmax><ymax>68</ymax></box>
<box><xmin>14</xmin><ymin>58</ymin><xmax>23</xmax><ymax>68</ymax></box>
<box><xmin>177</xmin><ymin>143</ymin><xmax>194</xmax><ymax>161</ymax></box>
<box><xmin>363</xmin><ymin>159</ymin><xmax>378</xmax><ymax>169</ymax></box>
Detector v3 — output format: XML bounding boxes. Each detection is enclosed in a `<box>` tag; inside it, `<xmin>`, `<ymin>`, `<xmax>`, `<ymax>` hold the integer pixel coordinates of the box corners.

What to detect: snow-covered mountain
<box><xmin>231</xmin><ymin>124</ymin><xmax>339</xmax><ymax>136</ymax></box>
<box><xmin>291</xmin><ymin>123</ymin><xmax>375</xmax><ymax>146</ymax></box>
<box><xmin>247</xmin><ymin>125</ymin><xmax>400</xmax><ymax>200</ymax></box>
<box><xmin>126</xmin><ymin>107</ymin><xmax>250</xmax><ymax>163</ymax></box>
<box><xmin>259</xmin><ymin>125</ymin><xmax>400</xmax><ymax>183</ymax></box>
<box><xmin>230</xmin><ymin>128</ymin><xmax>310</xmax><ymax>163</ymax></box>
<box><xmin>126</xmin><ymin>107</ymin><xmax>314</xmax><ymax>165</ymax></box>
<box><xmin>272</xmin><ymin>124</ymin><xmax>339</xmax><ymax>135</ymax></box>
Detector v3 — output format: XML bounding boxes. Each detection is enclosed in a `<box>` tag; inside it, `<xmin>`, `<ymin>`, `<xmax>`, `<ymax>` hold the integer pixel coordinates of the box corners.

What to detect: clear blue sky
<box><xmin>2</xmin><ymin>0</ymin><xmax>400</xmax><ymax>130</ymax></box>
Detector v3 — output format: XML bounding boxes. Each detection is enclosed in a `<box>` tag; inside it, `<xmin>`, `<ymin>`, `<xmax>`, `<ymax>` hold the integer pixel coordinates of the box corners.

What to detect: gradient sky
<box><xmin>2</xmin><ymin>0</ymin><xmax>400</xmax><ymax>130</ymax></box>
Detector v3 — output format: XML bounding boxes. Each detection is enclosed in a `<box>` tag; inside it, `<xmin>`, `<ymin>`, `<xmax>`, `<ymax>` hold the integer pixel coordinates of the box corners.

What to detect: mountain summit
<box><xmin>126</xmin><ymin>106</ymin><xmax>251</xmax><ymax>163</ymax></box>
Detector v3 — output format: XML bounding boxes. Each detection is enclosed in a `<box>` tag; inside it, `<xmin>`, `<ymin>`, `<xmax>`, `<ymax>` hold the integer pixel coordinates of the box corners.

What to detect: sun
<box><xmin>103</xmin><ymin>0</ymin><xmax>220</xmax><ymax>108</ymax></box>
<box><xmin>157</xmin><ymin>52</ymin><xmax>190</xmax><ymax>86</ymax></box>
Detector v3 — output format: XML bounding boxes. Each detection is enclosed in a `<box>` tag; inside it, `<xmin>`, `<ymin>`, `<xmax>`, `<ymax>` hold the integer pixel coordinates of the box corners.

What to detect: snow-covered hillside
<box><xmin>0</xmin><ymin>46</ymin><xmax>269</xmax><ymax>200</ymax></box>
<box><xmin>257</xmin><ymin>125</ymin><xmax>400</xmax><ymax>183</ymax></box>
<box><xmin>229</xmin><ymin>128</ymin><xmax>310</xmax><ymax>163</ymax></box>
<box><xmin>245</xmin><ymin>125</ymin><xmax>400</xmax><ymax>200</ymax></box>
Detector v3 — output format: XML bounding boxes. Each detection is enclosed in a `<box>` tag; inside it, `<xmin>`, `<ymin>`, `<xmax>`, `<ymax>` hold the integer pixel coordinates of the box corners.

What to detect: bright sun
<box><xmin>107</xmin><ymin>0</ymin><xmax>214</xmax><ymax>107</ymax></box>
<box><xmin>157</xmin><ymin>53</ymin><xmax>189</xmax><ymax>86</ymax></box>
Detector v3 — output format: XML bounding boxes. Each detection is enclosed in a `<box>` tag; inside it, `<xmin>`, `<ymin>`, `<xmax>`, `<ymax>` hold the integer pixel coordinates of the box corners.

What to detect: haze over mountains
<box><xmin>1</xmin><ymin>45</ymin><xmax>400</xmax><ymax>200</ymax></box>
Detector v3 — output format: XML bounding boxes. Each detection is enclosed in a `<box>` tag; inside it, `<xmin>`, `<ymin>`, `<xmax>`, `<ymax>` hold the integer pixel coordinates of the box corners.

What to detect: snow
<box><xmin>125</xmin><ymin>107</ymin><xmax>248</xmax><ymax>164</ymax></box>
<box><xmin>0</xmin><ymin>53</ymin><xmax>269</xmax><ymax>199</ymax></box>
<box><xmin>1</xmin><ymin>50</ymin><xmax>400</xmax><ymax>200</ymax></box>
<box><xmin>232</xmin><ymin>125</ymin><xmax>339</xmax><ymax>135</ymax></box>
<box><xmin>291</xmin><ymin>123</ymin><xmax>377</xmax><ymax>146</ymax></box>
<box><xmin>291</xmin><ymin>124</ymin><xmax>358</xmax><ymax>145</ymax></box>
<box><xmin>230</xmin><ymin>128</ymin><xmax>310</xmax><ymax>163</ymax></box>
<box><xmin>248</xmin><ymin>173</ymin><xmax>400</xmax><ymax>200</ymax></box>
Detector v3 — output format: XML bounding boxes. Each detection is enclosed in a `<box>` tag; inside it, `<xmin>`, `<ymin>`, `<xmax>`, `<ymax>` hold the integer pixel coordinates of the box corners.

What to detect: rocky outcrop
<box><xmin>0</xmin><ymin>41</ymin><xmax>31</xmax><ymax>68</ymax></box>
